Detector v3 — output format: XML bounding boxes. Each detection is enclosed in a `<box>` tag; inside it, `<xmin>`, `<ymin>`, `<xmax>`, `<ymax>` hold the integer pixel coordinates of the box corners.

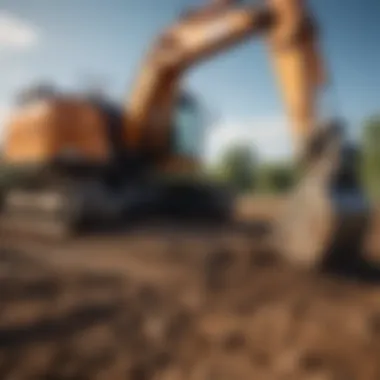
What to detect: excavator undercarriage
<box><xmin>0</xmin><ymin>158</ymin><xmax>233</xmax><ymax>239</ymax></box>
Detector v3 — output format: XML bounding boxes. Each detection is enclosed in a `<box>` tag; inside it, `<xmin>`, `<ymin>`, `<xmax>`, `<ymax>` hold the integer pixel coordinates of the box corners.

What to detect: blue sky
<box><xmin>0</xmin><ymin>0</ymin><xmax>379</xmax><ymax>162</ymax></box>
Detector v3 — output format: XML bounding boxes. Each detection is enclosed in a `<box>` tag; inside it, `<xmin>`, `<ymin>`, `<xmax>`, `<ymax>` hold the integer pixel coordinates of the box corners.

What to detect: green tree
<box><xmin>216</xmin><ymin>144</ymin><xmax>258</xmax><ymax>193</ymax></box>
<box><xmin>361</xmin><ymin>114</ymin><xmax>380</xmax><ymax>198</ymax></box>
<box><xmin>256</xmin><ymin>161</ymin><xmax>297</xmax><ymax>194</ymax></box>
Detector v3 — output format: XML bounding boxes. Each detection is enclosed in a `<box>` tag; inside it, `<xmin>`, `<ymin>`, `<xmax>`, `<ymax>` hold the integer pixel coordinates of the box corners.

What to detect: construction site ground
<box><xmin>0</xmin><ymin>196</ymin><xmax>380</xmax><ymax>380</ymax></box>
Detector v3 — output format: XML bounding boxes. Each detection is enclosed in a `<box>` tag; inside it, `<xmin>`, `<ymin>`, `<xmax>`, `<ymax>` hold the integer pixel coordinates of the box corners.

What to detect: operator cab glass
<box><xmin>172</xmin><ymin>93</ymin><xmax>205</xmax><ymax>158</ymax></box>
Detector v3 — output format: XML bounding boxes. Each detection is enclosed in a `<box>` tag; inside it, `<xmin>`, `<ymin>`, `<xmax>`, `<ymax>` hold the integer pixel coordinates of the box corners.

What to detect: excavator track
<box><xmin>0</xmin><ymin>177</ymin><xmax>235</xmax><ymax>241</ymax></box>
<box><xmin>0</xmin><ymin>178</ymin><xmax>119</xmax><ymax>241</ymax></box>
<box><xmin>0</xmin><ymin>188</ymin><xmax>74</xmax><ymax>240</ymax></box>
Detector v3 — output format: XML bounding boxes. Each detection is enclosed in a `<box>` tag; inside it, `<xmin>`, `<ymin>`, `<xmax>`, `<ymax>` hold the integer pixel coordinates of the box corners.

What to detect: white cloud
<box><xmin>0</xmin><ymin>11</ymin><xmax>39</xmax><ymax>51</ymax></box>
<box><xmin>203</xmin><ymin>116</ymin><xmax>294</xmax><ymax>164</ymax></box>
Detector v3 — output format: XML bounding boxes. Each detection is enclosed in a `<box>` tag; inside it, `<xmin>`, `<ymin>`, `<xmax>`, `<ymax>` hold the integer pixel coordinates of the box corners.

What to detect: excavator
<box><xmin>0</xmin><ymin>0</ymin><xmax>371</xmax><ymax>268</ymax></box>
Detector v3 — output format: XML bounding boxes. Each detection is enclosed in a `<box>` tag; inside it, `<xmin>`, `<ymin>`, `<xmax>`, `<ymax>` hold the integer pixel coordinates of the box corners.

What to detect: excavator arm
<box><xmin>124</xmin><ymin>0</ymin><xmax>326</xmax><ymax>156</ymax></box>
<box><xmin>266</xmin><ymin>0</ymin><xmax>326</xmax><ymax>151</ymax></box>
<box><xmin>124</xmin><ymin>0</ymin><xmax>270</xmax><ymax>152</ymax></box>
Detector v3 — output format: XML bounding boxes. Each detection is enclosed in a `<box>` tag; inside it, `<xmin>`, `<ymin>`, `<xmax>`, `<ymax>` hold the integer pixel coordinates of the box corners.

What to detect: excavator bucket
<box><xmin>265</xmin><ymin>0</ymin><xmax>372</xmax><ymax>270</ymax></box>
<box><xmin>272</xmin><ymin>121</ymin><xmax>372</xmax><ymax>270</ymax></box>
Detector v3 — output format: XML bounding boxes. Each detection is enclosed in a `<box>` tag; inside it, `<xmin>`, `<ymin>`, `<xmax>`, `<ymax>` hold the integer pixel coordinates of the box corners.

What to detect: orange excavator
<box><xmin>0</xmin><ymin>0</ymin><xmax>371</xmax><ymax>268</ymax></box>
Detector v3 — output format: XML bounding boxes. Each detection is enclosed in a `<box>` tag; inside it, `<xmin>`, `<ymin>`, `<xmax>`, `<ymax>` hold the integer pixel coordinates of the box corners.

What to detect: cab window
<box><xmin>172</xmin><ymin>95</ymin><xmax>204</xmax><ymax>157</ymax></box>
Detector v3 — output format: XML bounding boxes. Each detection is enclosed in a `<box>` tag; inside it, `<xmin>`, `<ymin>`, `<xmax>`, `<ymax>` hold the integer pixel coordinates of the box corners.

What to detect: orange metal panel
<box><xmin>3</xmin><ymin>99</ymin><xmax>111</xmax><ymax>165</ymax></box>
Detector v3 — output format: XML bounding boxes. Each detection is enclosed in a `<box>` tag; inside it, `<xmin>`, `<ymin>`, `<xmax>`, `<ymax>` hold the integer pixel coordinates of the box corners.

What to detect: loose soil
<box><xmin>0</xmin><ymin>198</ymin><xmax>380</xmax><ymax>380</ymax></box>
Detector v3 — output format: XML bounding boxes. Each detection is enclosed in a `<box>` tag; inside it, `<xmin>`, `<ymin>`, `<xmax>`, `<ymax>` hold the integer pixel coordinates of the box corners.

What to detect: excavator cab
<box><xmin>164</xmin><ymin>92</ymin><xmax>206</xmax><ymax>173</ymax></box>
<box><xmin>153</xmin><ymin>92</ymin><xmax>234</xmax><ymax>221</ymax></box>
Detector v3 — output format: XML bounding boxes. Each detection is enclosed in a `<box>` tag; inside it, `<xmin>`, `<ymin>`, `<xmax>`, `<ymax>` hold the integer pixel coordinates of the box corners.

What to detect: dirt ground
<box><xmin>0</xmin><ymin>198</ymin><xmax>380</xmax><ymax>380</ymax></box>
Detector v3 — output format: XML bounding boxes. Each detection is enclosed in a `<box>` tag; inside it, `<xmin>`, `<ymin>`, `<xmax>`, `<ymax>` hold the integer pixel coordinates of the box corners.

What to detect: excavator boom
<box><xmin>125</xmin><ymin>4</ymin><xmax>270</xmax><ymax>152</ymax></box>
<box><xmin>267</xmin><ymin>0</ymin><xmax>326</xmax><ymax>149</ymax></box>
<box><xmin>125</xmin><ymin>0</ymin><xmax>325</xmax><ymax>157</ymax></box>
<box><xmin>124</xmin><ymin>0</ymin><xmax>325</xmax><ymax>156</ymax></box>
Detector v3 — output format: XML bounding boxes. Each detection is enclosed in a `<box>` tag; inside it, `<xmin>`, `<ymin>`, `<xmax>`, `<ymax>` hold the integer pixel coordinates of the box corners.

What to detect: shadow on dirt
<box><xmin>323</xmin><ymin>259</ymin><xmax>380</xmax><ymax>285</ymax></box>
<box><xmin>0</xmin><ymin>303</ymin><xmax>122</xmax><ymax>349</ymax></box>
<box><xmin>319</xmin><ymin>217</ymin><xmax>380</xmax><ymax>285</ymax></box>
<box><xmin>0</xmin><ymin>250</ymin><xmax>132</xmax><ymax>379</ymax></box>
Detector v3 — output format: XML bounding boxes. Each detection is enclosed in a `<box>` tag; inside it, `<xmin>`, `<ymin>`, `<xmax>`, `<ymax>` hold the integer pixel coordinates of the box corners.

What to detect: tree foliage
<box><xmin>213</xmin><ymin>143</ymin><xmax>297</xmax><ymax>194</ymax></box>
<box><xmin>215</xmin><ymin>144</ymin><xmax>258</xmax><ymax>193</ymax></box>
<box><xmin>213</xmin><ymin>113</ymin><xmax>380</xmax><ymax>198</ymax></box>
<box><xmin>256</xmin><ymin>162</ymin><xmax>297</xmax><ymax>193</ymax></box>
